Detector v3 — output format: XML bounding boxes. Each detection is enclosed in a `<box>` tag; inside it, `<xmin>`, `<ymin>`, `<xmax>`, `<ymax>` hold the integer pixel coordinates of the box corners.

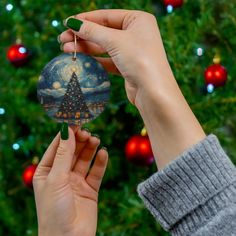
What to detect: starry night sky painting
<box><xmin>37</xmin><ymin>53</ymin><xmax>110</xmax><ymax>125</ymax></box>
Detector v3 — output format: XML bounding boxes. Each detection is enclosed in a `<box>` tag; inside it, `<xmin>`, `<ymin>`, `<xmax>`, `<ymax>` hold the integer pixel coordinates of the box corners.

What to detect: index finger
<box><xmin>60</xmin><ymin>9</ymin><xmax>131</xmax><ymax>43</ymax></box>
<box><xmin>73</xmin><ymin>9</ymin><xmax>131</xmax><ymax>29</ymax></box>
<box><xmin>37</xmin><ymin>133</ymin><xmax>60</xmax><ymax>169</ymax></box>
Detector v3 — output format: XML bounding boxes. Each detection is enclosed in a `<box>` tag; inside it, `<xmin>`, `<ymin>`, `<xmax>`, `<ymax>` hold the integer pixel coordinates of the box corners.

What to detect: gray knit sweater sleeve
<box><xmin>137</xmin><ymin>134</ymin><xmax>236</xmax><ymax>236</ymax></box>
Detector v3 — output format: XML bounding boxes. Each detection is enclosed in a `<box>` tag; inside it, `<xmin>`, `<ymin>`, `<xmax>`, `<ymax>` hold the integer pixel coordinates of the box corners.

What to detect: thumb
<box><xmin>65</xmin><ymin>17</ymin><xmax>119</xmax><ymax>51</ymax></box>
<box><xmin>50</xmin><ymin>123</ymin><xmax>76</xmax><ymax>176</ymax></box>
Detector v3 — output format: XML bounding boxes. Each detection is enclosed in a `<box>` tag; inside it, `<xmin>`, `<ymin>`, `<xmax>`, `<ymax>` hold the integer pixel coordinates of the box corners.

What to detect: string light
<box><xmin>19</xmin><ymin>46</ymin><xmax>27</xmax><ymax>54</ymax></box>
<box><xmin>0</xmin><ymin>108</ymin><xmax>5</xmax><ymax>115</ymax></box>
<box><xmin>167</xmin><ymin>5</ymin><xmax>174</xmax><ymax>13</ymax></box>
<box><xmin>51</xmin><ymin>20</ymin><xmax>59</xmax><ymax>27</ymax></box>
<box><xmin>6</xmin><ymin>4</ymin><xmax>13</xmax><ymax>11</ymax></box>
<box><xmin>12</xmin><ymin>143</ymin><xmax>20</xmax><ymax>150</ymax></box>
<box><xmin>207</xmin><ymin>84</ymin><xmax>214</xmax><ymax>93</ymax></box>
<box><xmin>197</xmin><ymin>47</ymin><xmax>204</xmax><ymax>57</ymax></box>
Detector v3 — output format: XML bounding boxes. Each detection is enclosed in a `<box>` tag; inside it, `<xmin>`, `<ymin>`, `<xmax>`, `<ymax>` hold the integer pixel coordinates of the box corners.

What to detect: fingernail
<box><xmin>60</xmin><ymin>43</ymin><xmax>64</xmax><ymax>51</ymax></box>
<box><xmin>101</xmin><ymin>146</ymin><xmax>107</xmax><ymax>151</ymax></box>
<box><xmin>60</xmin><ymin>122</ymin><xmax>68</xmax><ymax>140</ymax></box>
<box><xmin>81</xmin><ymin>127</ymin><xmax>90</xmax><ymax>133</ymax></box>
<box><xmin>66</xmin><ymin>18</ymin><xmax>83</xmax><ymax>31</ymax></box>
<box><xmin>57</xmin><ymin>35</ymin><xmax>61</xmax><ymax>43</ymax></box>
<box><xmin>92</xmin><ymin>134</ymin><xmax>100</xmax><ymax>139</ymax></box>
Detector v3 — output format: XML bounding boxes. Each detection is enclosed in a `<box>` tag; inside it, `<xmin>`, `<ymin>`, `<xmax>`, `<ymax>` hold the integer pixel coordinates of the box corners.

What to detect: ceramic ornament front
<box><xmin>37</xmin><ymin>53</ymin><xmax>110</xmax><ymax>126</ymax></box>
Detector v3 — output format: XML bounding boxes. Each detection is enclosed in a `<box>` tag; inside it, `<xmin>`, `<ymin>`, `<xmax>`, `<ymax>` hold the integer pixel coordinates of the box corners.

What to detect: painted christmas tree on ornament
<box><xmin>37</xmin><ymin>53</ymin><xmax>110</xmax><ymax>126</ymax></box>
<box><xmin>55</xmin><ymin>72</ymin><xmax>93</xmax><ymax>123</ymax></box>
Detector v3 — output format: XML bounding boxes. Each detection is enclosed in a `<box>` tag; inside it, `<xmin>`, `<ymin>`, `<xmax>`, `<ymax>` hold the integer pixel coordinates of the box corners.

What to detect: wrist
<box><xmin>135</xmin><ymin>67</ymin><xmax>206</xmax><ymax>170</ymax></box>
<box><xmin>135</xmin><ymin>67</ymin><xmax>177</xmax><ymax>114</ymax></box>
<box><xmin>134</xmin><ymin>55</ymin><xmax>177</xmax><ymax>110</ymax></box>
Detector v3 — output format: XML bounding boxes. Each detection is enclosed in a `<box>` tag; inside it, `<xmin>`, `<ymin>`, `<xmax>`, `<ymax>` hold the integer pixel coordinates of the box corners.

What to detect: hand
<box><xmin>59</xmin><ymin>9</ymin><xmax>173</xmax><ymax>107</ymax></box>
<box><xmin>59</xmin><ymin>10</ymin><xmax>205</xmax><ymax>170</ymax></box>
<box><xmin>33</xmin><ymin>126</ymin><xmax>108</xmax><ymax>236</ymax></box>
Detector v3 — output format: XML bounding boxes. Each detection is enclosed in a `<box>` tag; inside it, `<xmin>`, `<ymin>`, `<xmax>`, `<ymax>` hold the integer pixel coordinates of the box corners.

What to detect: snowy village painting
<box><xmin>37</xmin><ymin>53</ymin><xmax>110</xmax><ymax>125</ymax></box>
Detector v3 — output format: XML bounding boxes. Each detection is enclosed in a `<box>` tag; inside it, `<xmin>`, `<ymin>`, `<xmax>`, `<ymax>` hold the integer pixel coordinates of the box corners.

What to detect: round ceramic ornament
<box><xmin>37</xmin><ymin>43</ymin><xmax>110</xmax><ymax>126</ymax></box>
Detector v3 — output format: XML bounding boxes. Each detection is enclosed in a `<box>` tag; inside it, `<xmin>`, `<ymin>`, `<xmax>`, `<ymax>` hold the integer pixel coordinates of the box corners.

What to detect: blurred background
<box><xmin>1</xmin><ymin>0</ymin><xmax>236</xmax><ymax>235</ymax></box>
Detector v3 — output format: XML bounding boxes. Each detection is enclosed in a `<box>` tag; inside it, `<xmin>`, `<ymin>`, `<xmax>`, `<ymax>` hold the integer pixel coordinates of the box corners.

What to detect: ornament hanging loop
<box><xmin>72</xmin><ymin>34</ymin><xmax>77</xmax><ymax>61</ymax></box>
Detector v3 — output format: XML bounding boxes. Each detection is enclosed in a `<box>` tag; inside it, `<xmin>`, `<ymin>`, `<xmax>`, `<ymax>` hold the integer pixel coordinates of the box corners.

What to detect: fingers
<box><xmin>73</xmin><ymin>136</ymin><xmax>100</xmax><ymax>177</ymax></box>
<box><xmin>33</xmin><ymin>133</ymin><xmax>60</xmax><ymax>190</ymax></box>
<box><xmin>59</xmin><ymin>9</ymin><xmax>135</xmax><ymax>50</ymax></box>
<box><xmin>63</xmin><ymin>41</ymin><xmax>106</xmax><ymax>55</ymax></box>
<box><xmin>37</xmin><ymin>133</ymin><xmax>60</xmax><ymax>169</ymax></box>
<box><xmin>61</xmin><ymin>40</ymin><xmax>120</xmax><ymax>74</ymax></box>
<box><xmin>74</xmin><ymin>9</ymin><xmax>131</xmax><ymax>29</ymax></box>
<box><xmin>36</xmin><ymin>128</ymin><xmax>91</xmax><ymax>178</ymax></box>
<box><xmin>59</xmin><ymin>30</ymin><xmax>87</xmax><ymax>43</ymax></box>
<box><xmin>60</xmin><ymin>18</ymin><xmax>120</xmax><ymax>54</ymax></box>
<box><xmin>94</xmin><ymin>57</ymin><xmax>121</xmax><ymax>75</ymax></box>
<box><xmin>70</xmin><ymin>125</ymin><xmax>79</xmax><ymax>133</ymax></box>
<box><xmin>71</xmin><ymin>129</ymin><xmax>91</xmax><ymax>168</ymax></box>
<box><xmin>74</xmin><ymin>19</ymin><xmax>120</xmax><ymax>51</ymax></box>
<box><xmin>59</xmin><ymin>29</ymin><xmax>74</xmax><ymax>43</ymax></box>
<box><xmin>74</xmin><ymin>129</ymin><xmax>91</xmax><ymax>156</ymax></box>
<box><xmin>49</xmin><ymin>127</ymin><xmax>76</xmax><ymax>176</ymax></box>
<box><xmin>86</xmin><ymin>148</ymin><xmax>108</xmax><ymax>192</ymax></box>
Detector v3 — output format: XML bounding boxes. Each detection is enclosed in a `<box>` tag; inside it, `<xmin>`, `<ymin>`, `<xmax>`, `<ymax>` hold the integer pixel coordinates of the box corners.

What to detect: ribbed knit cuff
<box><xmin>137</xmin><ymin>134</ymin><xmax>236</xmax><ymax>235</ymax></box>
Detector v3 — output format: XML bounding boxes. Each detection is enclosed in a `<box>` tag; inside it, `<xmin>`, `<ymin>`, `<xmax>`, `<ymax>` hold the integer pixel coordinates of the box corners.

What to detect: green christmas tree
<box><xmin>0</xmin><ymin>1</ymin><xmax>236</xmax><ymax>236</ymax></box>
<box><xmin>55</xmin><ymin>72</ymin><xmax>92</xmax><ymax>123</ymax></box>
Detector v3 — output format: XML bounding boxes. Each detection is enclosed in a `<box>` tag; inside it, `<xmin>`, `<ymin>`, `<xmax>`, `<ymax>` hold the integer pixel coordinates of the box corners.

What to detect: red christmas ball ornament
<box><xmin>22</xmin><ymin>164</ymin><xmax>37</xmax><ymax>187</ymax></box>
<box><xmin>204</xmin><ymin>64</ymin><xmax>227</xmax><ymax>87</ymax></box>
<box><xmin>125</xmin><ymin>134</ymin><xmax>154</xmax><ymax>166</ymax></box>
<box><xmin>7</xmin><ymin>44</ymin><xmax>30</xmax><ymax>67</ymax></box>
<box><xmin>164</xmin><ymin>0</ymin><xmax>184</xmax><ymax>8</ymax></box>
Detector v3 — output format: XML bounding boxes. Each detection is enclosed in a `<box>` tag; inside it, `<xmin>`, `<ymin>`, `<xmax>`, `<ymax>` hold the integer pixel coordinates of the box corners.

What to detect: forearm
<box><xmin>135</xmin><ymin>65</ymin><xmax>206</xmax><ymax>170</ymax></box>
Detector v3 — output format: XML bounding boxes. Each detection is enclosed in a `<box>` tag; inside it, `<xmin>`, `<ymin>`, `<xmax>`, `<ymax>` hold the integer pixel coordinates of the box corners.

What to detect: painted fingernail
<box><xmin>60</xmin><ymin>43</ymin><xmax>64</xmax><ymax>51</ymax></box>
<box><xmin>92</xmin><ymin>134</ymin><xmax>100</xmax><ymax>139</ymax></box>
<box><xmin>66</xmin><ymin>18</ymin><xmax>83</xmax><ymax>31</ymax></box>
<box><xmin>60</xmin><ymin>122</ymin><xmax>68</xmax><ymax>140</ymax></box>
<box><xmin>57</xmin><ymin>35</ymin><xmax>61</xmax><ymax>43</ymax></box>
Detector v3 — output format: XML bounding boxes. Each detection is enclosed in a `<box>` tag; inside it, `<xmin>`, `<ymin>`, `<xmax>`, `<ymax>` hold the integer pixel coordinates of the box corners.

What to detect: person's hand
<box><xmin>33</xmin><ymin>125</ymin><xmax>108</xmax><ymax>236</ymax></box>
<box><xmin>59</xmin><ymin>9</ymin><xmax>173</xmax><ymax>108</ymax></box>
<box><xmin>59</xmin><ymin>9</ymin><xmax>206</xmax><ymax>170</ymax></box>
